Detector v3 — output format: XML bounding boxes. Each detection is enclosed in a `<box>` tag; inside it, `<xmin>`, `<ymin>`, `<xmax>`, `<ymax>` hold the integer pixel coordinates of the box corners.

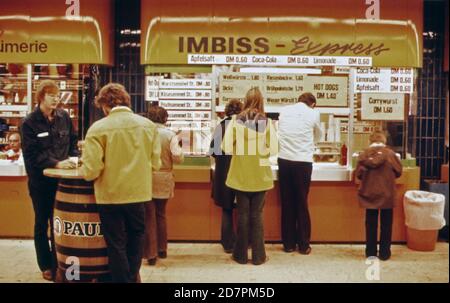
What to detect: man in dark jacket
<box><xmin>20</xmin><ymin>80</ymin><xmax>78</xmax><ymax>281</ymax></box>
<box><xmin>356</xmin><ymin>131</ymin><xmax>402</xmax><ymax>261</ymax></box>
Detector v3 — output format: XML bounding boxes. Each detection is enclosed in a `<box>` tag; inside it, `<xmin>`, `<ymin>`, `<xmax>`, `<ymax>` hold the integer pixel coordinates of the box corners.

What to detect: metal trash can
<box><xmin>403</xmin><ymin>190</ymin><xmax>446</xmax><ymax>251</ymax></box>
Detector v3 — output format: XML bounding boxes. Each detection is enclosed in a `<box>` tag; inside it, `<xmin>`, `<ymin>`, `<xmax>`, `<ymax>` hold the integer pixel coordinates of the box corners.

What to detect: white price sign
<box><xmin>354</xmin><ymin>67</ymin><xmax>413</xmax><ymax>93</ymax></box>
<box><xmin>160</xmin><ymin>100</ymin><xmax>211</xmax><ymax>110</ymax></box>
<box><xmin>159</xmin><ymin>89</ymin><xmax>212</xmax><ymax>100</ymax></box>
<box><xmin>159</xmin><ymin>79</ymin><xmax>212</xmax><ymax>89</ymax></box>
<box><xmin>145</xmin><ymin>76</ymin><xmax>162</xmax><ymax>101</ymax></box>
<box><xmin>168</xmin><ymin>110</ymin><xmax>211</xmax><ymax>121</ymax></box>
<box><xmin>361</xmin><ymin>93</ymin><xmax>405</xmax><ymax>121</ymax></box>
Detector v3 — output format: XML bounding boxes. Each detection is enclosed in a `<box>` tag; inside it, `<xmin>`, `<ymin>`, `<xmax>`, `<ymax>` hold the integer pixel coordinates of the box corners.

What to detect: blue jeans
<box><xmin>233</xmin><ymin>191</ymin><xmax>266</xmax><ymax>265</ymax></box>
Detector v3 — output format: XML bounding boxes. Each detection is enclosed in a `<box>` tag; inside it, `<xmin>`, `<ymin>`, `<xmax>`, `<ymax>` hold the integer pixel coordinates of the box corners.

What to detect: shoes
<box><xmin>299</xmin><ymin>247</ymin><xmax>312</xmax><ymax>255</ymax></box>
<box><xmin>231</xmin><ymin>255</ymin><xmax>247</xmax><ymax>265</ymax></box>
<box><xmin>147</xmin><ymin>258</ymin><xmax>157</xmax><ymax>266</ymax></box>
<box><xmin>379</xmin><ymin>252</ymin><xmax>391</xmax><ymax>261</ymax></box>
<box><xmin>283</xmin><ymin>247</ymin><xmax>295</xmax><ymax>253</ymax></box>
<box><xmin>42</xmin><ymin>269</ymin><xmax>53</xmax><ymax>281</ymax></box>
<box><xmin>158</xmin><ymin>251</ymin><xmax>167</xmax><ymax>259</ymax></box>
<box><xmin>252</xmin><ymin>257</ymin><xmax>268</xmax><ymax>266</ymax></box>
<box><xmin>224</xmin><ymin>248</ymin><xmax>233</xmax><ymax>254</ymax></box>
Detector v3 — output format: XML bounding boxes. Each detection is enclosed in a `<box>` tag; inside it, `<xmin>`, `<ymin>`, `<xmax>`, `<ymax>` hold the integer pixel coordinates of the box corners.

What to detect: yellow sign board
<box><xmin>141</xmin><ymin>0</ymin><xmax>423</xmax><ymax>67</ymax></box>
<box><xmin>0</xmin><ymin>0</ymin><xmax>113</xmax><ymax>65</ymax></box>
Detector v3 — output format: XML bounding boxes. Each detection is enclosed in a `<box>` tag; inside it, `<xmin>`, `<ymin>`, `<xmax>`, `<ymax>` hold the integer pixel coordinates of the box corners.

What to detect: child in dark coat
<box><xmin>356</xmin><ymin>131</ymin><xmax>403</xmax><ymax>260</ymax></box>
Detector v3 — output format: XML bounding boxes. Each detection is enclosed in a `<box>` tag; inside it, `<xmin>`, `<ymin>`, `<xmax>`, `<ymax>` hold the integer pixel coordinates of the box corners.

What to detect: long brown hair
<box><xmin>240</xmin><ymin>87</ymin><xmax>265</xmax><ymax>118</ymax></box>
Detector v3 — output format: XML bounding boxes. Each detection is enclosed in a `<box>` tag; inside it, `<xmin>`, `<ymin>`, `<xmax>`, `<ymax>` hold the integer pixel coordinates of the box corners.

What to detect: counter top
<box><xmin>0</xmin><ymin>160</ymin><xmax>26</xmax><ymax>177</ymax></box>
<box><xmin>43</xmin><ymin>168</ymin><xmax>85</xmax><ymax>179</ymax></box>
<box><xmin>211</xmin><ymin>162</ymin><xmax>352</xmax><ymax>182</ymax></box>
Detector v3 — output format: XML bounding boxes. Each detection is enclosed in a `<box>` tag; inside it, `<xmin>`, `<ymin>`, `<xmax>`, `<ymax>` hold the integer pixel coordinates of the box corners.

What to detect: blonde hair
<box><xmin>369</xmin><ymin>131</ymin><xmax>387</xmax><ymax>144</ymax></box>
<box><xmin>241</xmin><ymin>87</ymin><xmax>265</xmax><ymax>116</ymax></box>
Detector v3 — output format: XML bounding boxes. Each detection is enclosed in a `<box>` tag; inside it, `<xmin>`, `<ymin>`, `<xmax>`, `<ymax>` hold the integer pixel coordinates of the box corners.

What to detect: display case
<box><xmin>0</xmin><ymin>63</ymin><xmax>30</xmax><ymax>145</ymax></box>
<box><xmin>0</xmin><ymin>64</ymin><xmax>85</xmax><ymax>176</ymax></box>
<box><xmin>0</xmin><ymin>64</ymin><xmax>84</xmax><ymax>141</ymax></box>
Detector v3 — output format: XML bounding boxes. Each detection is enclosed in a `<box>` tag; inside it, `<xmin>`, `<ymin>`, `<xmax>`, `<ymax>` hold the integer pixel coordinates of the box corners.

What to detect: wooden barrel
<box><xmin>53</xmin><ymin>178</ymin><xmax>111</xmax><ymax>282</ymax></box>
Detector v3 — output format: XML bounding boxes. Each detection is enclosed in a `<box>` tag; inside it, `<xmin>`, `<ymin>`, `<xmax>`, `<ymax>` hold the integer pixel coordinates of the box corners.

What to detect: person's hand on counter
<box><xmin>56</xmin><ymin>159</ymin><xmax>77</xmax><ymax>169</ymax></box>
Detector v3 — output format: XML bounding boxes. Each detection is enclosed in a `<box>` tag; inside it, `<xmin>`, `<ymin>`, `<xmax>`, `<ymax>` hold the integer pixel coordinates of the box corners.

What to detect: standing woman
<box><xmin>222</xmin><ymin>88</ymin><xmax>278</xmax><ymax>265</ymax></box>
<box><xmin>209</xmin><ymin>99</ymin><xmax>243</xmax><ymax>253</ymax></box>
<box><xmin>144</xmin><ymin>106</ymin><xmax>184</xmax><ymax>265</ymax></box>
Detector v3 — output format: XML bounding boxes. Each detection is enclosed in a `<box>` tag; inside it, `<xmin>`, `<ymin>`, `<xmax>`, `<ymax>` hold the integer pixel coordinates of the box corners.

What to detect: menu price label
<box><xmin>159</xmin><ymin>79</ymin><xmax>212</xmax><ymax>89</ymax></box>
<box><xmin>167</xmin><ymin>121</ymin><xmax>211</xmax><ymax>130</ymax></box>
<box><xmin>160</xmin><ymin>100</ymin><xmax>211</xmax><ymax>110</ymax></box>
<box><xmin>159</xmin><ymin>90</ymin><xmax>212</xmax><ymax>100</ymax></box>
<box><xmin>361</xmin><ymin>93</ymin><xmax>405</xmax><ymax>121</ymax></box>
<box><xmin>145</xmin><ymin>76</ymin><xmax>163</xmax><ymax>101</ymax></box>
<box><xmin>354</xmin><ymin>67</ymin><xmax>413</xmax><ymax>93</ymax></box>
<box><xmin>168</xmin><ymin>110</ymin><xmax>212</xmax><ymax>121</ymax></box>
<box><xmin>309</xmin><ymin>76</ymin><xmax>348</xmax><ymax>107</ymax></box>
<box><xmin>340</xmin><ymin>120</ymin><xmax>381</xmax><ymax>134</ymax></box>
<box><xmin>188</xmin><ymin>54</ymin><xmax>372</xmax><ymax>67</ymax></box>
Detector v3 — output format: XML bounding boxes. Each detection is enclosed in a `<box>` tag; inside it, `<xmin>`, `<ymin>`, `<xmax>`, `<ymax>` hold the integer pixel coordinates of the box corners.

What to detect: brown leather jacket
<box><xmin>356</xmin><ymin>145</ymin><xmax>403</xmax><ymax>209</ymax></box>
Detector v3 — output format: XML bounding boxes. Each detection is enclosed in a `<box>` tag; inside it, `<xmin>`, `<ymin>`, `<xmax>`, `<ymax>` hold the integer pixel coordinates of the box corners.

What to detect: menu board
<box><xmin>340</xmin><ymin>120</ymin><xmax>381</xmax><ymax>134</ymax></box>
<box><xmin>219</xmin><ymin>73</ymin><xmax>348</xmax><ymax>107</ymax></box>
<box><xmin>354</xmin><ymin>67</ymin><xmax>413</xmax><ymax>93</ymax></box>
<box><xmin>144</xmin><ymin>76</ymin><xmax>213</xmax><ymax>155</ymax></box>
<box><xmin>308</xmin><ymin>76</ymin><xmax>348</xmax><ymax>107</ymax></box>
<box><xmin>361</xmin><ymin>93</ymin><xmax>405</xmax><ymax>121</ymax></box>
<box><xmin>219</xmin><ymin>73</ymin><xmax>262</xmax><ymax>104</ymax></box>
<box><xmin>264</xmin><ymin>74</ymin><xmax>305</xmax><ymax>105</ymax></box>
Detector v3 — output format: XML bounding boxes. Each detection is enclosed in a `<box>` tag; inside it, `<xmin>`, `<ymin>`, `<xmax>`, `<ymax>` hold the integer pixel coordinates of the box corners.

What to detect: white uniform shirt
<box><xmin>278</xmin><ymin>102</ymin><xmax>322</xmax><ymax>163</ymax></box>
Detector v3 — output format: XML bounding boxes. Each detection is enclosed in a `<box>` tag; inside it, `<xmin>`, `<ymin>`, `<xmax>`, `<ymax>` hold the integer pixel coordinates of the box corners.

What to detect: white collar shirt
<box><xmin>278</xmin><ymin>102</ymin><xmax>322</xmax><ymax>162</ymax></box>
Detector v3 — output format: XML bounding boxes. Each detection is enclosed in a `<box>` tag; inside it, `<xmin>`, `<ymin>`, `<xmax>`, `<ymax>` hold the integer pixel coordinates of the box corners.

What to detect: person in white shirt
<box><xmin>0</xmin><ymin>132</ymin><xmax>22</xmax><ymax>161</ymax></box>
<box><xmin>277</xmin><ymin>92</ymin><xmax>321</xmax><ymax>255</ymax></box>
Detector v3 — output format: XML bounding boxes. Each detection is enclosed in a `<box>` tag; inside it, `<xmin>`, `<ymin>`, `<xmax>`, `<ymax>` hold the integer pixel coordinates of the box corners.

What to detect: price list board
<box><xmin>145</xmin><ymin>77</ymin><xmax>213</xmax><ymax>155</ymax></box>
<box><xmin>354</xmin><ymin>67</ymin><xmax>414</xmax><ymax>94</ymax></box>
<box><xmin>145</xmin><ymin>77</ymin><xmax>212</xmax><ymax>120</ymax></box>
<box><xmin>219</xmin><ymin>73</ymin><xmax>348</xmax><ymax>107</ymax></box>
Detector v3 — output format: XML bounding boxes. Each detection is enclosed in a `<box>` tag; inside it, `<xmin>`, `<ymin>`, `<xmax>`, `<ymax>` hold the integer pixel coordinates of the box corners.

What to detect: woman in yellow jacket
<box><xmin>222</xmin><ymin>87</ymin><xmax>278</xmax><ymax>265</ymax></box>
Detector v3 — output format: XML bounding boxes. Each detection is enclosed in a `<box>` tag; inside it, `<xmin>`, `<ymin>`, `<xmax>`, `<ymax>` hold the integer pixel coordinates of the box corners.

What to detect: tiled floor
<box><xmin>0</xmin><ymin>239</ymin><xmax>448</xmax><ymax>283</ymax></box>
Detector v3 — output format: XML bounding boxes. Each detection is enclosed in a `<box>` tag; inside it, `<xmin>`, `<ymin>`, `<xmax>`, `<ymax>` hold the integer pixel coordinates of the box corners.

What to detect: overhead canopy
<box><xmin>141</xmin><ymin>0</ymin><xmax>423</xmax><ymax>68</ymax></box>
<box><xmin>0</xmin><ymin>0</ymin><xmax>114</xmax><ymax>65</ymax></box>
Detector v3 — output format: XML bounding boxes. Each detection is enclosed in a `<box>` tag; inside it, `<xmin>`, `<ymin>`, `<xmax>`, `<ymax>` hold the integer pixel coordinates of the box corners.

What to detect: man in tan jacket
<box><xmin>82</xmin><ymin>83</ymin><xmax>161</xmax><ymax>282</ymax></box>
